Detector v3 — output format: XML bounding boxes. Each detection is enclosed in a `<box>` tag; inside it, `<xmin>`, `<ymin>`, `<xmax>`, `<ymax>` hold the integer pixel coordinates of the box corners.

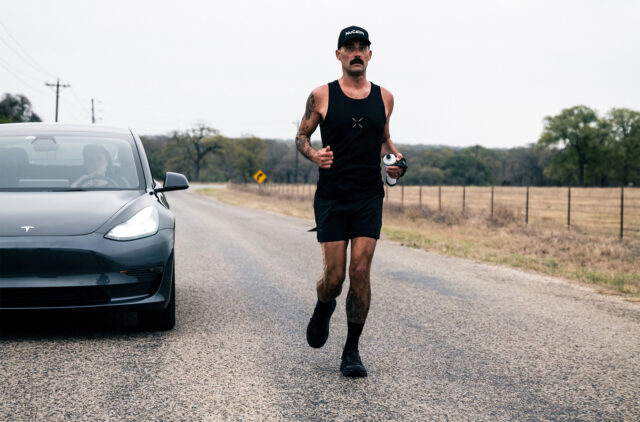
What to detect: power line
<box><xmin>0</xmin><ymin>56</ymin><xmax>45</xmax><ymax>84</ymax></box>
<box><xmin>0</xmin><ymin>20</ymin><xmax>57</xmax><ymax>79</ymax></box>
<box><xmin>0</xmin><ymin>60</ymin><xmax>49</xmax><ymax>96</ymax></box>
<box><xmin>56</xmin><ymin>100</ymin><xmax>84</xmax><ymax>123</ymax></box>
<box><xmin>63</xmin><ymin>102</ymin><xmax>85</xmax><ymax>122</ymax></box>
<box><xmin>101</xmin><ymin>104</ymin><xmax>202</xmax><ymax>122</ymax></box>
<box><xmin>66</xmin><ymin>87</ymin><xmax>93</xmax><ymax>111</ymax></box>
<box><xmin>68</xmin><ymin>87</ymin><xmax>89</xmax><ymax>103</ymax></box>
<box><xmin>59</xmin><ymin>92</ymin><xmax>90</xmax><ymax>122</ymax></box>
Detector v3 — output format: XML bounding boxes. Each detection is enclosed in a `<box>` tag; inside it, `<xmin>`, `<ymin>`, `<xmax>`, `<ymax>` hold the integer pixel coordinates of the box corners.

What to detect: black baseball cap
<box><xmin>337</xmin><ymin>26</ymin><xmax>371</xmax><ymax>49</ymax></box>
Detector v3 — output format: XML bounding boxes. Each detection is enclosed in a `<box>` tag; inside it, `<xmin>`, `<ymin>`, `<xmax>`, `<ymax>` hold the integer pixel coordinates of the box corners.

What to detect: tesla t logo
<box><xmin>20</xmin><ymin>226</ymin><xmax>35</xmax><ymax>232</ymax></box>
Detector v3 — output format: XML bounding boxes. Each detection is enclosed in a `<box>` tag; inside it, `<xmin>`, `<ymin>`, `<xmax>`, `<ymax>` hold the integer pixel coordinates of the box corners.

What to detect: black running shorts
<box><xmin>313</xmin><ymin>193</ymin><xmax>384</xmax><ymax>242</ymax></box>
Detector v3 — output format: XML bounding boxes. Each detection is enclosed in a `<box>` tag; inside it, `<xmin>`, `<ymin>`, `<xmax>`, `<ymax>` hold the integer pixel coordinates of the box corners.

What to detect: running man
<box><xmin>295</xmin><ymin>26</ymin><xmax>406</xmax><ymax>377</ymax></box>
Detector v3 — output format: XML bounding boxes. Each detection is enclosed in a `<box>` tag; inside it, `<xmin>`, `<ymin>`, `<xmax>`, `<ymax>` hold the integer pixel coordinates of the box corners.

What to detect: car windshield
<box><xmin>0</xmin><ymin>134</ymin><xmax>143</xmax><ymax>191</ymax></box>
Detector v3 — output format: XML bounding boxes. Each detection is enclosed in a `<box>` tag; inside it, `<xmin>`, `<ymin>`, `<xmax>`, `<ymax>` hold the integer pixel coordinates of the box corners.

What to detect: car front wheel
<box><xmin>138</xmin><ymin>266</ymin><xmax>175</xmax><ymax>331</ymax></box>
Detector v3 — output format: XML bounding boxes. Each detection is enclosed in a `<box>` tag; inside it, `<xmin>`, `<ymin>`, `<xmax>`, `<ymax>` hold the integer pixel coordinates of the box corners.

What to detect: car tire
<box><xmin>138</xmin><ymin>266</ymin><xmax>176</xmax><ymax>331</ymax></box>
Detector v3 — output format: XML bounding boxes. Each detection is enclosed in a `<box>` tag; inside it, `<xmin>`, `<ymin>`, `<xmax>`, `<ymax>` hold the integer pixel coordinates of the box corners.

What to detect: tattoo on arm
<box><xmin>296</xmin><ymin>92</ymin><xmax>321</xmax><ymax>161</ymax></box>
<box><xmin>304</xmin><ymin>93</ymin><xmax>316</xmax><ymax>120</ymax></box>
<box><xmin>296</xmin><ymin>126</ymin><xmax>314</xmax><ymax>161</ymax></box>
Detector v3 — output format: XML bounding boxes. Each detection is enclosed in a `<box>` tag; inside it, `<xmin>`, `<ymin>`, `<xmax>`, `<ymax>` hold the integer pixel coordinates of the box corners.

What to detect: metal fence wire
<box><xmin>233</xmin><ymin>183</ymin><xmax>640</xmax><ymax>240</ymax></box>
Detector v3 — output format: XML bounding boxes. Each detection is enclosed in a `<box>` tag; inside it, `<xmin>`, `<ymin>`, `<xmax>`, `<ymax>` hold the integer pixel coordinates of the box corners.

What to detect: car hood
<box><xmin>0</xmin><ymin>191</ymin><xmax>143</xmax><ymax>236</ymax></box>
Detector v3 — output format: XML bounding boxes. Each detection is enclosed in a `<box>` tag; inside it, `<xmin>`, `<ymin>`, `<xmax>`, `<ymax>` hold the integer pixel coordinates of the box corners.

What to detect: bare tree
<box><xmin>166</xmin><ymin>123</ymin><xmax>221</xmax><ymax>181</ymax></box>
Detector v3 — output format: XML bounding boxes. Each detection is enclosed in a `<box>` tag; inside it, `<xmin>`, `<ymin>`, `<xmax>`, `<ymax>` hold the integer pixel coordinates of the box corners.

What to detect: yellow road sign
<box><xmin>253</xmin><ymin>170</ymin><xmax>267</xmax><ymax>184</ymax></box>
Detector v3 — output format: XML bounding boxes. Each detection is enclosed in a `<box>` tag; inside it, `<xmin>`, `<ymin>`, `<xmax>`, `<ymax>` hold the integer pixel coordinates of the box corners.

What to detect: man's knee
<box><xmin>320</xmin><ymin>267</ymin><xmax>345</xmax><ymax>295</ymax></box>
<box><xmin>349</xmin><ymin>263</ymin><xmax>370</xmax><ymax>286</ymax></box>
<box><xmin>325</xmin><ymin>267</ymin><xmax>346</xmax><ymax>286</ymax></box>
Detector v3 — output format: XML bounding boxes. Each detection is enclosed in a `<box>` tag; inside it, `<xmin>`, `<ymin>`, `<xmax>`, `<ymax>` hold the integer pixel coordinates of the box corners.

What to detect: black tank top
<box><xmin>317</xmin><ymin>80</ymin><xmax>386</xmax><ymax>200</ymax></box>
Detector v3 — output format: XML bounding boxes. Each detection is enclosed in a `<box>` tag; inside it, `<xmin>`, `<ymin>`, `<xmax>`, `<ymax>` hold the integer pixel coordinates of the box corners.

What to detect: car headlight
<box><xmin>105</xmin><ymin>207</ymin><xmax>159</xmax><ymax>241</ymax></box>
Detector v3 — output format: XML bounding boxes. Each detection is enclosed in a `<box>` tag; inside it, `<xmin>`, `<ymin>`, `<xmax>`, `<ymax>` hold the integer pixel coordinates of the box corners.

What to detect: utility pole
<box><xmin>44</xmin><ymin>78</ymin><xmax>70</xmax><ymax>122</ymax></box>
<box><xmin>91</xmin><ymin>98</ymin><xmax>95</xmax><ymax>124</ymax></box>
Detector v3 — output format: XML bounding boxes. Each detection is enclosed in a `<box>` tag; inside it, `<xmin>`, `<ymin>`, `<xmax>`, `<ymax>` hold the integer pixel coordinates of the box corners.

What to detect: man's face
<box><xmin>85</xmin><ymin>151</ymin><xmax>108</xmax><ymax>175</ymax></box>
<box><xmin>336</xmin><ymin>39</ymin><xmax>372</xmax><ymax>76</ymax></box>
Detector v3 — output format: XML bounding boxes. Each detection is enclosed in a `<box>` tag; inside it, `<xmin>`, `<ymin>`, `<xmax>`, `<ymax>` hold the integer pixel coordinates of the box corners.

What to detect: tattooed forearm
<box><xmin>346</xmin><ymin>286</ymin><xmax>371</xmax><ymax>324</ymax></box>
<box><xmin>304</xmin><ymin>93</ymin><xmax>316</xmax><ymax>120</ymax></box>
<box><xmin>297</xmin><ymin>91</ymin><xmax>322</xmax><ymax>161</ymax></box>
<box><xmin>295</xmin><ymin>127</ymin><xmax>314</xmax><ymax>161</ymax></box>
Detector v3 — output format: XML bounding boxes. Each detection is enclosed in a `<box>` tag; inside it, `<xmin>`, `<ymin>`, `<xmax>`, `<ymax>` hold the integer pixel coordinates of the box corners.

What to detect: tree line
<box><xmin>142</xmin><ymin>105</ymin><xmax>640</xmax><ymax>187</ymax></box>
<box><xmin>2</xmin><ymin>92</ymin><xmax>639</xmax><ymax>187</ymax></box>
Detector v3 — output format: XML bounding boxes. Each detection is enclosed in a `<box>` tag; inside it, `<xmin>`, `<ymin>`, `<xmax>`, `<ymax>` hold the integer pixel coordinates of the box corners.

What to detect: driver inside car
<box><xmin>72</xmin><ymin>144</ymin><xmax>122</xmax><ymax>188</ymax></box>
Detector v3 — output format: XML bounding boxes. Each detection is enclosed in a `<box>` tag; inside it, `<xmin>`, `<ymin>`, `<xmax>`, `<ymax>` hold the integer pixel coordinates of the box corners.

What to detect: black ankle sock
<box><xmin>315</xmin><ymin>299</ymin><xmax>333</xmax><ymax>314</ymax></box>
<box><xmin>344</xmin><ymin>321</ymin><xmax>364</xmax><ymax>352</ymax></box>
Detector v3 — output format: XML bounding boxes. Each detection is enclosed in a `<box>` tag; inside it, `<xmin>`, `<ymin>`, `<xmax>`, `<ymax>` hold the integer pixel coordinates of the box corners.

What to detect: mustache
<box><xmin>350</xmin><ymin>58</ymin><xmax>364</xmax><ymax>65</ymax></box>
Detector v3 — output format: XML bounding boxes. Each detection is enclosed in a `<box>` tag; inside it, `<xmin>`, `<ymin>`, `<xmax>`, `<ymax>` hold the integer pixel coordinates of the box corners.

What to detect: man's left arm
<box><xmin>380</xmin><ymin>87</ymin><xmax>405</xmax><ymax>179</ymax></box>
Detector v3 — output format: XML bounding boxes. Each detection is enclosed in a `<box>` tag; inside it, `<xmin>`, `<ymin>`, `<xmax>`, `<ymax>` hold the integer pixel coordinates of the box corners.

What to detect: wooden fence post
<box><xmin>620</xmin><ymin>185</ymin><xmax>624</xmax><ymax>239</ymax></box>
<box><xmin>567</xmin><ymin>186</ymin><xmax>571</xmax><ymax>230</ymax></box>
<box><xmin>462</xmin><ymin>185</ymin><xmax>466</xmax><ymax>214</ymax></box>
<box><xmin>419</xmin><ymin>186</ymin><xmax>422</xmax><ymax>209</ymax></box>
<box><xmin>490</xmin><ymin>185</ymin><xmax>494</xmax><ymax>220</ymax></box>
<box><xmin>438</xmin><ymin>186</ymin><xmax>442</xmax><ymax>211</ymax></box>
<box><xmin>526</xmin><ymin>185</ymin><xmax>530</xmax><ymax>225</ymax></box>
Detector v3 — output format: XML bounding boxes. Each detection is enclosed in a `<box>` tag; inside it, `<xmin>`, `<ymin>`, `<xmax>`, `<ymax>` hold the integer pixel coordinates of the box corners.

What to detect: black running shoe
<box><xmin>340</xmin><ymin>349</ymin><xmax>368</xmax><ymax>377</ymax></box>
<box><xmin>306</xmin><ymin>299</ymin><xmax>336</xmax><ymax>348</ymax></box>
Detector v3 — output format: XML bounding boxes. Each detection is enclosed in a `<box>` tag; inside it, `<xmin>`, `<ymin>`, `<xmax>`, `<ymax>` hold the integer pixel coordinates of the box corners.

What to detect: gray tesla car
<box><xmin>0</xmin><ymin>123</ymin><xmax>188</xmax><ymax>330</ymax></box>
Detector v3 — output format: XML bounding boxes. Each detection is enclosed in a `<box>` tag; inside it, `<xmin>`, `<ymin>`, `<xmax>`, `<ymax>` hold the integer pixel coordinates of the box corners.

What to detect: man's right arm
<box><xmin>296</xmin><ymin>87</ymin><xmax>333</xmax><ymax>169</ymax></box>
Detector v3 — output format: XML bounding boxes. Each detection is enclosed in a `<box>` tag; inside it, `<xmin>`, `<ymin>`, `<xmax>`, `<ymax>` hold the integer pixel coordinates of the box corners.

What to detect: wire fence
<box><xmin>232</xmin><ymin>183</ymin><xmax>640</xmax><ymax>240</ymax></box>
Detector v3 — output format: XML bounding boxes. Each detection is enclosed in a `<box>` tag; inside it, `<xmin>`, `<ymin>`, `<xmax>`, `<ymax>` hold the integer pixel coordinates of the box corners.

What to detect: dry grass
<box><xmin>384</xmin><ymin>207</ymin><xmax>640</xmax><ymax>298</ymax></box>
<box><xmin>197</xmin><ymin>185</ymin><xmax>640</xmax><ymax>299</ymax></box>
<box><xmin>198</xmin><ymin>187</ymin><xmax>314</xmax><ymax>220</ymax></box>
<box><xmin>385</xmin><ymin>185</ymin><xmax>640</xmax><ymax>238</ymax></box>
<box><xmin>233</xmin><ymin>183</ymin><xmax>640</xmax><ymax>238</ymax></box>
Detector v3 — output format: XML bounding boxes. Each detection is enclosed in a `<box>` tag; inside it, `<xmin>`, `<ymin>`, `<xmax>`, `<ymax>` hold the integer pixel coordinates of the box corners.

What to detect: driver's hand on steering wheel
<box><xmin>83</xmin><ymin>178</ymin><xmax>108</xmax><ymax>187</ymax></box>
<box><xmin>72</xmin><ymin>173</ymin><xmax>117</xmax><ymax>188</ymax></box>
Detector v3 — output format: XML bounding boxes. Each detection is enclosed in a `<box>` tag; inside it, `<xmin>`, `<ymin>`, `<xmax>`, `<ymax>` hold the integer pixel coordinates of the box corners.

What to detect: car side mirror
<box><xmin>154</xmin><ymin>172</ymin><xmax>189</xmax><ymax>193</ymax></box>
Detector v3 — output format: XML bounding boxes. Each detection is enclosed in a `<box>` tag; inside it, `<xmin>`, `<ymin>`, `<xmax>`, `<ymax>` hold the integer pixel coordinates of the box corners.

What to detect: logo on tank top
<box><xmin>352</xmin><ymin>117</ymin><xmax>364</xmax><ymax>128</ymax></box>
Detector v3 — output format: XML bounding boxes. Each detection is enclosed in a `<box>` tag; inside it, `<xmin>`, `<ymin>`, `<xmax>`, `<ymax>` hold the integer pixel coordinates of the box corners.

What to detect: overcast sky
<box><xmin>1</xmin><ymin>0</ymin><xmax>639</xmax><ymax>148</ymax></box>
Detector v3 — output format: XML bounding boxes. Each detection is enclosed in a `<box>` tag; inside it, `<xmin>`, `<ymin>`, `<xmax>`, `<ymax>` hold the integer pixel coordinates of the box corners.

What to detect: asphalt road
<box><xmin>1</xmin><ymin>190</ymin><xmax>639</xmax><ymax>421</ymax></box>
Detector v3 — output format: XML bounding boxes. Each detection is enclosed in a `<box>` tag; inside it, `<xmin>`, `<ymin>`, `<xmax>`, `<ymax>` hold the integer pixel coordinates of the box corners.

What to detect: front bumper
<box><xmin>0</xmin><ymin>229</ymin><xmax>174</xmax><ymax>311</ymax></box>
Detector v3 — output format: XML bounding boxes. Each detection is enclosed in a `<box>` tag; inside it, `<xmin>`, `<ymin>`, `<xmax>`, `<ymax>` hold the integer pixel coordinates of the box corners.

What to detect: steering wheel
<box><xmin>74</xmin><ymin>174</ymin><xmax>119</xmax><ymax>188</ymax></box>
